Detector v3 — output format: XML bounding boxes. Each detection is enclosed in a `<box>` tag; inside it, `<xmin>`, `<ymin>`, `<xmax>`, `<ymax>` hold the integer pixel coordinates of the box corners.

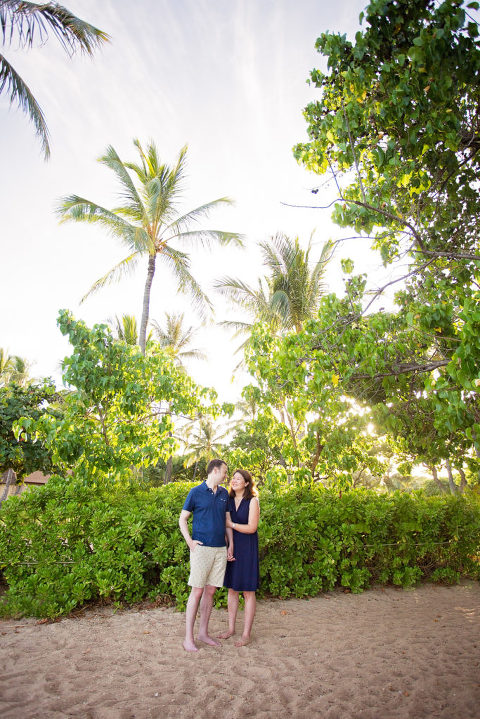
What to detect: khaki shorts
<box><xmin>188</xmin><ymin>545</ymin><xmax>227</xmax><ymax>588</ymax></box>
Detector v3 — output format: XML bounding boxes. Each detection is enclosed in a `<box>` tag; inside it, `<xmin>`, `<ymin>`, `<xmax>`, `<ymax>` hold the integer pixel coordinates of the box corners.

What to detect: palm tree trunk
<box><xmin>139</xmin><ymin>254</ymin><xmax>156</xmax><ymax>354</ymax></box>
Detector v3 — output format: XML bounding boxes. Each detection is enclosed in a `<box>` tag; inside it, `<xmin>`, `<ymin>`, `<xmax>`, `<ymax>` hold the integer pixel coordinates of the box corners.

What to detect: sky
<box><xmin>0</xmin><ymin>0</ymin><xmax>385</xmax><ymax>403</ymax></box>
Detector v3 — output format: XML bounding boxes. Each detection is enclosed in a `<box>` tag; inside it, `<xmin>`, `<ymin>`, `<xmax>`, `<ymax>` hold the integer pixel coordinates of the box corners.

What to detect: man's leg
<box><xmin>183</xmin><ymin>586</ymin><xmax>204</xmax><ymax>652</ymax></box>
<box><xmin>197</xmin><ymin>584</ymin><xmax>220</xmax><ymax>646</ymax></box>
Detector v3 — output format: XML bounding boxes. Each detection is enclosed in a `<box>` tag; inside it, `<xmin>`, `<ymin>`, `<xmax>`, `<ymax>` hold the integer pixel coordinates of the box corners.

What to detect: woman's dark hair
<box><xmin>229</xmin><ymin>469</ymin><xmax>258</xmax><ymax>499</ymax></box>
<box><xmin>206</xmin><ymin>458</ymin><xmax>227</xmax><ymax>475</ymax></box>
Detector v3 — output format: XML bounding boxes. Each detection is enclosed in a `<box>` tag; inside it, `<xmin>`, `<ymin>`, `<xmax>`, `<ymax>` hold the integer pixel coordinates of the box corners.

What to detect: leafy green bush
<box><xmin>0</xmin><ymin>476</ymin><xmax>478</xmax><ymax>618</ymax></box>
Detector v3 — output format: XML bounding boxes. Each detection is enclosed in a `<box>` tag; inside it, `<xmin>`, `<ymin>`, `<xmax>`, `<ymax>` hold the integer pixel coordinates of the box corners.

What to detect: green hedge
<box><xmin>0</xmin><ymin>476</ymin><xmax>479</xmax><ymax>618</ymax></box>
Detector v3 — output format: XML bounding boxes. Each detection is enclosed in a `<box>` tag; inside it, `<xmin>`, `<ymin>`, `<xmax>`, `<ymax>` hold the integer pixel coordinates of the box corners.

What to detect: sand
<box><xmin>1</xmin><ymin>581</ymin><xmax>479</xmax><ymax>719</ymax></box>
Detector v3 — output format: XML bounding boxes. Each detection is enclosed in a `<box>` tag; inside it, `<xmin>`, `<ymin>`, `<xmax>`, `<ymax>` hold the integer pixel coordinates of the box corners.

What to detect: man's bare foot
<box><xmin>234</xmin><ymin>636</ymin><xmax>250</xmax><ymax>647</ymax></box>
<box><xmin>183</xmin><ymin>639</ymin><xmax>199</xmax><ymax>652</ymax></box>
<box><xmin>217</xmin><ymin>630</ymin><xmax>234</xmax><ymax>639</ymax></box>
<box><xmin>197</xmin><ymin>634</ymin><xmax>221</xmax><ymax>647</ymax></box>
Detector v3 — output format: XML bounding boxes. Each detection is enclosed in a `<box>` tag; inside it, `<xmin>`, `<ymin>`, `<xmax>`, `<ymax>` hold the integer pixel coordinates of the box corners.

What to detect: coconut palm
<box><xmin>216</xmin><ymin>232</ymin><xmax>332</xmax><ymax>341</ymax></box>
<box><xmin>0</xmin><ymin>1</ymin><xmax>108</xmax><ymax>159</ymax></box>
<box><xmin>150</xmin><ymin>312</ymin><xmax>206</xmax><ymax>367</ymax></box>
<box><xmin>149</xmin><ymin>312</ymin><xmax>206</xmax><ymax>482</ymax></box>
<box><xmin>108</xmin><ymin>314</ymin><xmax>139</xmax><ymax>346</ymax></box>
<box><xmin>182</xmin><ymin>417</ymin><xmax>233</xmax><ymax>469</ymax></box>
<box><xmin>0</xmin><ymin>348</ymin><xmax>30</xmax><ymax>386</ymax></box>
<box><xmin>57</xmin><ymin>140</ymin><xmax>243</xmax><ymax>354</ymax></box>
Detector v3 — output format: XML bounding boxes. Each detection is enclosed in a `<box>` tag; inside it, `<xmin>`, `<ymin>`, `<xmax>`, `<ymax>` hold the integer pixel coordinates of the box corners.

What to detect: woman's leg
<box><xmin>217</xmin><ymin>588</ymin><xmax>239</xmax><ymax>639</ymax></box>
<box><xmin>235</xmin><ymin>591</ymin><xmax>256</xmax><ymax>647</ymax></box>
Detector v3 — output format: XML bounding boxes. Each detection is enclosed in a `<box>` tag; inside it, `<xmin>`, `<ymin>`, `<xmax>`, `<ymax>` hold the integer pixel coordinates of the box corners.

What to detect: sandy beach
<box><xmin>1</xmin><ymin>581</ymin><xmax>479</xmax><ymax>719</ymax></box>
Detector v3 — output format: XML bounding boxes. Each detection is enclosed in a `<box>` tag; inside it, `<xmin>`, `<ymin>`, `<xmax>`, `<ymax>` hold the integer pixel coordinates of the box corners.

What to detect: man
<box><xmin>179</xmin><ymin>458</ymin><xmax>233</xmax><ymax>652</ymax></box>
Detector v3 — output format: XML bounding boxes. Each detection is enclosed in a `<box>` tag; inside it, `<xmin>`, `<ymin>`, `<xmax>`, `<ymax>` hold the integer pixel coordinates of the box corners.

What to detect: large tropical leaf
<box><xmin>0</xmin><ymin>1</ymin><xmax>109</xmax><ymax>54</ymax></box>
<box><xmin>0</xmin><ymin>52</ymin><xmax>49</xmax><ymax>157</ymax></box>
<box><xmin>56</xmin><ymin>196</ymin><xmax>152</xmax><ymax>254</ymax></box>
<box><xmin>160</xmin><ymin>245</ymin><xmax>213</xmax><ymax>318</ymax></box>
<box><xmin>98</xmin><ymin>146</ymin><xmax>146</xmax><ymax>219</ymax></box>
<box><xmin>81</xmin><ymin>251</ymin><xmax>142</xmax><ymax>303</ymax></box>
<box><xmin>1</xmin><ymin>1</ymin><xmax>108</xmax><ymax>159</ymax></box>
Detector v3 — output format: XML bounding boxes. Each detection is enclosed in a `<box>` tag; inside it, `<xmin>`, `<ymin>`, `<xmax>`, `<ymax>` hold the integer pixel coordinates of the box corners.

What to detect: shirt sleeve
<box><xmin>183</xmin><ymin>488</ymin><xmax>196</xmax><ymax>512</ymax></box>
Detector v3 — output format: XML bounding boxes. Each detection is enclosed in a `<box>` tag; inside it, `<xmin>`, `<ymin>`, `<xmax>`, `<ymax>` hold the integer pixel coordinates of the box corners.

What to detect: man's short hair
<box><xmin>206</xmin><ymin>458</ymin><xmax>227</xmax><ymax>475</ymax></box>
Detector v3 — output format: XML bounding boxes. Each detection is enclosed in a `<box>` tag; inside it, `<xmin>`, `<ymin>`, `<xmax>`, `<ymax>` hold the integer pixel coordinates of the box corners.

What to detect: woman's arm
<box><xmin>226</xmin><ymin>512</ymin><xmax>234</xmax><ymax>560</ymax></box>
<box><xmin>227</xmin><ymin>497</ymin><xmax>260</xmax><ymax>534</ymax></box>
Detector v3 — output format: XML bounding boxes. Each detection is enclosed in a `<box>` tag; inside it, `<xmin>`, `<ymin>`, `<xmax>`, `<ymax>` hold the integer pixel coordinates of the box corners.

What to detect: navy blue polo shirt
<box><xmin>182</xmin><ymin>481</ymin><xmax>229</xmax><ymax>547</ymax></box>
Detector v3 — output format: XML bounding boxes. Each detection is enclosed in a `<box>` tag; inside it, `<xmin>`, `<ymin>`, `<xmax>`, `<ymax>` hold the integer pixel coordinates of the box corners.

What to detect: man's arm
<box><xmin>179</xmin><ymin>509</ymin><xmax>202</xmax><ymax>551</ymax></box>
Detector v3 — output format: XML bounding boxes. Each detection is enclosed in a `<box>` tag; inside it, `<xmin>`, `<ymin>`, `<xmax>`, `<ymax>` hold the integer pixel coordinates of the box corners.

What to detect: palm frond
<box><xmin>81</xmin><ymin>251</ymin><xmax>142</xmax><ymax>303</ymax></box>
<box><xmin>160</xmin><ymin>246</ymin><xmax>213</xmax><ymax>319</ymax></box>
<box><xmin>151</xmin><ymin>315</ymin><xmax>207</xmax><ymax>363</ymax></box>
<box><xmin>165</xmin><ymin>197</ymin><xmax>238</xmax><ymax>236</ymax></box>
<box><xmin>56</xmin><ymin>196</ymin><xmax>151</xmax><ymax>253</ymax></box>
<box><xmin>269</xmin><ymin>289</ymin><xmax>291</xmax><ymax>324</ymax></box>
<box><xmin>108</xmin><ymin>314</ymin><xmax>138</xmax><ymax>345</ymax></box>
<box><xmin>167</xmin><ymin>228</ymin><xmax>244</xmax><ymax>249</ymax></box>
<box><xmin>217</xmin><ymin>319</ymin><xmax>253</xmax><ymax>333</ymax></box>
<box><xmin>0</xmin><ymin>52</ymin><xmax>50</xmax><ymax>158</ymax></box>
<box><xmin>128</xmin><ymin>141</ymin><xmax>187</xmax><ymax>227</ymax></box>
<box><xmin>98</xmin><ymin>145</ymin><xmax>146</xmax><ymax>219</ymax></box>
<box><xmin>214</xmin><ymin>276</ymin><xmax>268</xmax><ymax>311</ymax></box>
<box><xmin>0</xmin><ymin>1</ymin><xmax>109</xmax><ymax>54</ymax></box>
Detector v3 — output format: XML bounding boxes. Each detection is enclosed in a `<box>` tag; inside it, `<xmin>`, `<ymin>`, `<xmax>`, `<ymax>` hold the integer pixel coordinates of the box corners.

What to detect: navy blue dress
<box><xmin>224</xmin><ymin>496</ymin><xmax>260</xmax><ymax>591</ymax></box>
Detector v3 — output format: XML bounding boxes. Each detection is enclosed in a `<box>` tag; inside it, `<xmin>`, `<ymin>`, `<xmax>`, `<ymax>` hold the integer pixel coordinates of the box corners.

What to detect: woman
<box><xmin>219</xmin><ymin>468</ymin><xmax>260</xmax><ymax>647</ymax></box>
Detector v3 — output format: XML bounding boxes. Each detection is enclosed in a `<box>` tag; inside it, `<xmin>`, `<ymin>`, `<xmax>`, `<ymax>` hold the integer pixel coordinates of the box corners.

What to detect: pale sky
<box><xmin>0</xmin><ymin>0</ymin><xmax>385</xmax><ymax>402</ymax></box>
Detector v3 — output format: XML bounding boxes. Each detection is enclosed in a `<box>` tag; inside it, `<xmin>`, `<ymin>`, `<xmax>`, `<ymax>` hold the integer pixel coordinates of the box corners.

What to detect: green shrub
<box><xmin>0</xmin><ymin>477</ymin><xmax>479</xmax><ymax>618</ymax></box>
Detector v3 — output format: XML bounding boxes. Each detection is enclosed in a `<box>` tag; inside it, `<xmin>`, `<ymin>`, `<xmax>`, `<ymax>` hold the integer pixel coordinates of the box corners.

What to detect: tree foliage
<box><xmin>292</xmin><ymin>0</ymin><xmax>480</xmax><ymax>482</ymax></box>
<box><xmin>0</xmin><ymin>380</ymin><xmax>58</xmax><ymax>477</ymax></box>
<box><xmin>15</xmin><ymin>311</ymin><xmax>216</xmax><ymax>482</ymax></box>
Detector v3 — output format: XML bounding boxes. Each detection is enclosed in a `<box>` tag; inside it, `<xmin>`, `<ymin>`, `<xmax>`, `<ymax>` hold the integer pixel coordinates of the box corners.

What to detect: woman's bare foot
<box><xmin>234</xmin><ymin>636</ymin><xmax>250</xmax><ymax>647</ymax></box>
<box><xmin>217</xmin><ymin>630</ymin><xmax>235</xmax><ymax>639</ymax></box>
<box><xmin>183</xmin><ymin>639</ymin><xmax>199</xmax><ymax>652</ymax></box>
<box><xmin>197</xmin><ymin>634</ymin><xmax>221</xmax><ymax>647</ymax></box>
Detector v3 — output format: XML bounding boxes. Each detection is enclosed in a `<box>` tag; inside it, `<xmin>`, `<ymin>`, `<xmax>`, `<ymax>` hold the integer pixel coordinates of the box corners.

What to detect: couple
<box><xmin>178</xmin><ymin>458</ymin><xmax>260</xmax><ymax>652</ymax></box>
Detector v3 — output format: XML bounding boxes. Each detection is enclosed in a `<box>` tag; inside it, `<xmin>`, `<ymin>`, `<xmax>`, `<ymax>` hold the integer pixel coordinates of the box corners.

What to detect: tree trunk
<box><xmin>430</xmin><ymin>464</ymin><xmax>446</xmax><ymax>493</ymax></box>
<box><xmin>0</xmin><ymin>468</ymin><xmax>17</xmax><ymax>506</ymax></box>
<box><xmin>163</xmin><ymin>401</ymin><xmax>173</xmax><ymax>483</ymax></box>
<box><xmin>471</xmin><ymin>430</ymin><xmax>480</xmax><ymax>483</ymax></box>
<box><xmin>445</xmin><ymin>459</ymin><xmax>457</xmax><ymax>495</ymax></box>
<box><xmin>139</xmin><ymin>254</ymin><xmax>156</xmax><ymax>355</ymax></box>
<box><xmin>164</xmin><ymin>455</ymin><xmax>173</xmax><ymax>484</ymax></box>
<box><xmin>458</xmin><ymin>467</ymin><xmax>468</xmax><ymax>493</ymax></box>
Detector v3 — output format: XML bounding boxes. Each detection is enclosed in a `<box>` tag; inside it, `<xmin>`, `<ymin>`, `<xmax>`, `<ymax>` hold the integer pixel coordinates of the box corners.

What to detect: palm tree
<box><xmin>150</xmin><ymin>312</ymin><xmax>206</xmax><ymax>482</ymax></box>
<box><xmin>216</xmin><ymin>232</ymin><xmax>332</xmax><ymax>340</ymax></box>
<box><xmin>182</xmin><ymin>417</ymin><xmax>233</xmax><ymax>470</ymax></box>
<box><xmin>108</xmin><ymin>314</ymin><xmax>139</xmax><ymax>346</ymax></box>
<box><xmin>57</xmin><ymin>140</ymin><xmax>243</xmax><ymax>354</ymax></box>
<box><xmin>150</xmin><ymin>312</ymin><xmax>206</xmax><ymax>367</ymax></box>
<box><xmin>0</xmin><ymin>1</ymin><xmax>108</xmax><ymax>159</ymax></box>
<box><xmin>0</xmin><ymin>348</ymin><xmax>30</xmax><ymax>386</ymax></box>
